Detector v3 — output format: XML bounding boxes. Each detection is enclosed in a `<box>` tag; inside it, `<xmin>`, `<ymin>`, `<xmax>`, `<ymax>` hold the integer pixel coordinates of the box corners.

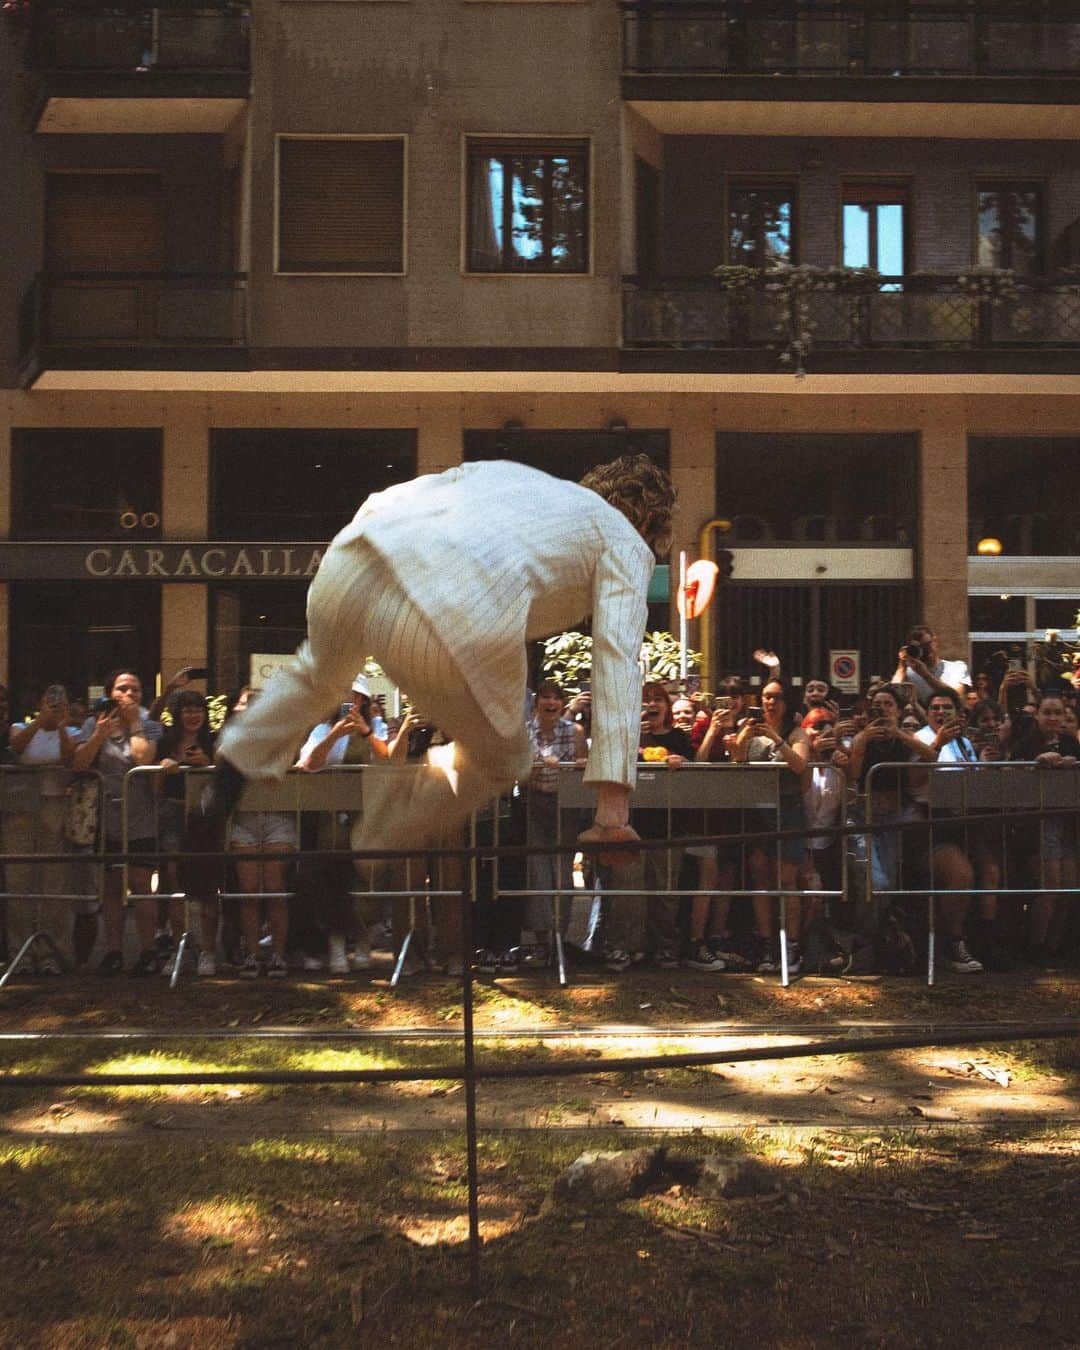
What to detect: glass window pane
<box><xmin>877</xmin><ymin>203</ymin><xmax>905</xmax><ymax>275</ymax></box>
<box><xmin>977</xmin><ymin>184</ymin><xmax>1041</xmax><ymax>274</ymax></box>
<box><xmin>12</xmin><ymin>429</ymin><xmax>162</xmax><ymax>541</ymax></box>
<box><xmin>211</xmin><ymin>430</ymin><xmax>416</xmax><ymax>540</ymax></box>
<box><xmin>466</xmin><ymin>142</ymin><xmax>588</xmax><ymax>274</ymax></box>
<box><xmin>969</xmin><ymin>437</ymin><xmax>1080</xmax><ymax>556</ymax></box>
<box><xmin>730</xmin><ymin>186</ymin><xmax>793</xmax><ymax>267</ymax></box>
<box><xmin>843</xmin><ymin>203</ymin><xmax>870</xmax><ymax>269</ymax></box>
<box><xmin>714</xmin><ymin>432</ymin><xmax>916</xmax><ymax>544</ymax></box>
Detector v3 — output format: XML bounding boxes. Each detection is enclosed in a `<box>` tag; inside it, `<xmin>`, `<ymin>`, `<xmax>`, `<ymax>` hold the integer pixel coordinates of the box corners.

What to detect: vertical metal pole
<box><xmin>679</xmin><ymin>550</ymin><xmax>688</xmax><ymax>684</ymax></box>
<box><xmin>461</xmin><ymin>820</ymin><xmax>481</xmax><ymax>1296</ymax></box>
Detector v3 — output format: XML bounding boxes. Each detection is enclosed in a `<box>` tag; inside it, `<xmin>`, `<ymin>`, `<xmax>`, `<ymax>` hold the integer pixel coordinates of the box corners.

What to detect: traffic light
<box><xmin>716</xmin><ymin>548</ymin><xmax>734</xmax><ymax>581</ymax></box>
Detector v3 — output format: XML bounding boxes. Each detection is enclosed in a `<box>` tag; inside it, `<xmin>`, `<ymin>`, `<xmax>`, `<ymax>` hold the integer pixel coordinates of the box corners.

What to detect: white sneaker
<box><xmin>947</xmin><ymin>939</ymin><xmax>983</xmax><ymax>974</ymax></box>
<box><xmin>349</xmin><ymin>948</ymin><xmax>373</xmax><ymax>971</ymax></box>
<box><xmin>302</xmin><ymin>954</ymin><xmax>324</xmax><ymax>972</ymax></box>
<box><xmin>328</xmin><ymin>934</ymin><xmax>350</xmax><ymax>976</ymax></box>
<box><xmin>196</xmin><ymin>951</ymin><xmax>217</xmax><ymax>977</ymax></box>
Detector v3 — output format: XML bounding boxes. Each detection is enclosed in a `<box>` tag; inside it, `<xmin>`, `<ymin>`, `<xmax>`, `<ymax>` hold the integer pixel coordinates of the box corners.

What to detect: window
<box><xmin>276</xmin><ymin>136</ymin><xmax>405</xmax><ymax>274</ymax></box>
<box><xmin>977</xmin><ymin>182</ymin><xmax>1042</xmax><ymax>275</ymax></box>
<box><xmin>12</xmin><ymin>429</ymin><xmax>162</xmax><ymax>541</ymax></box>
<box><xmin>968</xmin><ymin>437</ymin><xmax>1080</xmax><ymax>555</ymax></box>
<box><xmin>466</xmin><ymin>139</ymin><xmax>589</xmax><ymax>273</ymax></box>
<box><xmin>211</xmin><ymin>429</ymin><xmax>416</xmax><ymax>540</ymax></box>
<box><xmin>714</xmin><ymin>432</ymin><xmax>916</xmax><ymax>545</ymax></box>
<box><xmin>728</xmin><ymin>182</ymin><xmax>794</xmax><ymax>267</ymax></box>
<box><xmin>842</xmin><ymin>182</ymin><xmax>908</xmax><ymax>280</ymax></box>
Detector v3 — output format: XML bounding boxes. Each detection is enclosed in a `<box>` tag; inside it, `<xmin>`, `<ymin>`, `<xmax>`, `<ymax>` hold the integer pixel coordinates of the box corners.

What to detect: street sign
<box><xmin>829</xmin><ymin>650</ymin><xmax>860</xmax><ymax>693</ymax></box>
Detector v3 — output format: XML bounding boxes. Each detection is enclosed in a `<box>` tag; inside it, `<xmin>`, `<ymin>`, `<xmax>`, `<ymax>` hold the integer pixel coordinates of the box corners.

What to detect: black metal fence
<box><xmin>622</xmin><ymin>273</ymin><xmax>1080</xmax><ymax>351</ymax></box>
<box><xmin>32</xmin><ymin>3</ymin><xmax>251</xmax><ymax>73</ymax></box>
<box><xmin>621</xmin><ymin>1</ymin><xmax>1080</xmax><ymax>77</ymax></box>
<box><xmin>19</xmin><ymin>272</ymin><xmax>248</xmax><ymax>359</ymax></box>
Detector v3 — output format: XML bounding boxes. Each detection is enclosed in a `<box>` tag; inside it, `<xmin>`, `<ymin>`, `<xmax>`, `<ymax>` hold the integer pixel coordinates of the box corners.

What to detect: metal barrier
<box><xmin>536</xmin><ymin>761</ymin><xmax>848</xmax><ymax>986</ymax></box>
<box><xmin>120</xmin><ymin>764</ymin><xmax>463</xmax><ymax>988</ymax></box>
<box><xmin>863</xmin><ymin>759</ymin><xmax>1080</xmax><ymax>984</ymax></box>
<box><xmin>0</xmin><ymin>765</ymin><xmax>105</xmax><ymax>987</ymax></box>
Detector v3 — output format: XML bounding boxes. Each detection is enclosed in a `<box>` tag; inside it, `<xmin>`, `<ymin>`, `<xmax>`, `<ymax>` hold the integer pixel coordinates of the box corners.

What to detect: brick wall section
<box><xmin>661</xmin><ymin>135</ymin><xmax>1080</xmax><ymax>275</ymax></box>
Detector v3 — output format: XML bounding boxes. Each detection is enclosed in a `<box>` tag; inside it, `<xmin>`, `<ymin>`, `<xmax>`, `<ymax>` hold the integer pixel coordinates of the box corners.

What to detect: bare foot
<box><xmin>577</xmin><ymin>823</ymin><xmax>641</xmax><ymax>870</ymax></box>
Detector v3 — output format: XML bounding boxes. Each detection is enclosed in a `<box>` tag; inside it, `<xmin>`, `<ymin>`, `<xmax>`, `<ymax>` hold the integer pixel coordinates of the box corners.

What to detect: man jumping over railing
<box><xmin>208</xmin><ymin>454</ymin><xmax>675</xmax><ymax>864</ymax></box>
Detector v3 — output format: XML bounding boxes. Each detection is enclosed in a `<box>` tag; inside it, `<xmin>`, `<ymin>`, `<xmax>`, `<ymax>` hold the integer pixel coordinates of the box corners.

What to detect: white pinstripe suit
<box><xmin>218</xmin><ymin>461</ymin><xmax>655</xmax><ymax>847</ymax></box>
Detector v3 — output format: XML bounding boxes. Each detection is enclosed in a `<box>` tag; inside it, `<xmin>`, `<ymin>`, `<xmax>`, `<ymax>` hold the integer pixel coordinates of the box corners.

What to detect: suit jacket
<box><xmin>330</xmin><ymin>460</ymin><xmax>655</xmax><ymax>790</ymax></box>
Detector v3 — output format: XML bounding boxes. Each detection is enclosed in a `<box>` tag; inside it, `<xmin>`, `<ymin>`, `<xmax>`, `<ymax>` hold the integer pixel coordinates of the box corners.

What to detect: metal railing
<box><xmin>33</xmin><ymin>3</ymin><xmax>251</xmax><ymax>73</ymax></box>
<box><xmin>20</xmin><ymin>272</ymin><xmax>248</xmax><ymax>360</ymax></box>
<box><xmin>621</xmin><ymin>2</ymin><xmax>1080</xmax><ymax>78</ymax></box>
<box><xmin>0</xmin><ymin>766</ymin><xmax>105</xmax><ymax>987</ymax></box>
<box><xmin>622</xmin><ymin>273</ymin><xmax>1080</xmax><ymax>351</ymax></box>
<box><xmin>863</xmin><ymin>759</ymin><xmax>1080</xmax><ymax>984</ymax></box>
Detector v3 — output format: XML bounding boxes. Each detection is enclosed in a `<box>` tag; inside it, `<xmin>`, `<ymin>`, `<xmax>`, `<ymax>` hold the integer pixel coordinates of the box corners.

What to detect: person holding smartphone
<box><xmin>72</xmin><ymin>670</ymin><xmax>162</xmax><ymax>976</ymax></box>
<box><xmin>4</xmin><ymin>684</ymin><xmax>76</xmax><ymax>971</ymax></box>
<box><xmin>157</xmin><ymin>690</ymin><xmax>217</xmax><ymax>976</ymax></box>
<box><xmin>730</xmin><ymin>680</ymin><xmax>811</xmax><ymax>975</ymax></box>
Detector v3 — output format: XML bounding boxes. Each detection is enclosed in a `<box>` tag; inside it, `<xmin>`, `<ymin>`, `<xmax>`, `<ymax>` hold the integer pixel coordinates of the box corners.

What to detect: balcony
<box><xmin>622</xmin><ymin>1</ymin><xmax>1080</xmax><ymax>125</ymax></box>
<box><xmin>19</xmin><ymin>272</ymin><xmax>249</xmax><ymax>386</ymax></box>
<box><xmin>621</xmin><ymin>272</ymin><xmax>1080</xmax><ymax>374</ymax></box>
<box><xmin>31</xmin><ymin>3</ymin><xmax>250</xmax><ymax>134</ymax></box>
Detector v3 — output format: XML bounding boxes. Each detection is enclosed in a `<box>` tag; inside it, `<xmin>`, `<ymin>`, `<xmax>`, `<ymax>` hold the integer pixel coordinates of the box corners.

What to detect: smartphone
<box><xmin>94</xmin><ymin>696</ymin><xmax>118</xmax><ymax>716</ymax></box>
<box><xmin>744</xmin><ymin>708</ymin><xmax>764</xmax><ymax>722</ymax></box>
<box><xmin>185</xmin><ymin>667</ymin><xmax>210</xmax><ymax>681</ymax></box>
<box><xmin>714</xmin><ymin>695</ymin><xmax>732</xmax><ymax>712</ymax></box>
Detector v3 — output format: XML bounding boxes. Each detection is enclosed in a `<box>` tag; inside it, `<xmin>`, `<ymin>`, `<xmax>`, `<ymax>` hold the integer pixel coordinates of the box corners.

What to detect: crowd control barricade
<box><xmin>863</xmin><ymin>759</ymin><xmax>1080</xmax><ymax>984</ymax></box>
<box><xmin>122</xmin><ymin>763</ymin><xmax>463</xmax><ymax>988</ymax></box>
<box><xmin>545</xmin><ymin>761</ymin><xmax>847</xmax><ymax>986</ymax></box>
<box><xmin>0</xmin><ymin>765</ymin><xmax>105</xmax><ymax>986</ymax></box>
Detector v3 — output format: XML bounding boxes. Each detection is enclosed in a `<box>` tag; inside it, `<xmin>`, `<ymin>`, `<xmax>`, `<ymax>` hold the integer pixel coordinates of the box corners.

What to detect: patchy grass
<box><xmin>0</xmin><ymin>1127</ymin><xmax>1078</xmax><ymax>1347</ymax></box>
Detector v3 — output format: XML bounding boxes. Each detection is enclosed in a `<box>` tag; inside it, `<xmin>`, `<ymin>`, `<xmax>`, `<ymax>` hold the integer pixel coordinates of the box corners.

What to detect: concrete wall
<box><xmin>248</xmin><ymin>0</ymin><xmax>622</xmax><ymax>349</ymax></box>
<box><xmin>660</xmin><ymin>135</ymin><xmax>1080</xmax><ymax>275</ymax></box>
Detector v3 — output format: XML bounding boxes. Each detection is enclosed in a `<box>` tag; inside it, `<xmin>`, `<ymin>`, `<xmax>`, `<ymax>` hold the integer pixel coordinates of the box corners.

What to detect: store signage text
<box><xmin>0</xmin><ymin>543</ymin><xmax>326</xmax><ymax>582</ymax></box>
<box><xmin>83</xmin><ymin>546</ymin><xmax>324</xmax><ymax>579</ymax></box>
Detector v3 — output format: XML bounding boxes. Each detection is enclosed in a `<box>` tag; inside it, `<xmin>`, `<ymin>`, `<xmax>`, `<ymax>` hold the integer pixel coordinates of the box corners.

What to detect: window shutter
<box><xmin>278</xmin><ymin>138</ymin><xmax>405</xmax><ymax>273</ymax></box>
<box><xmin>45</xmin><ymin>173</ymin><xmax>164</xmax><ymax>273</ymax></box>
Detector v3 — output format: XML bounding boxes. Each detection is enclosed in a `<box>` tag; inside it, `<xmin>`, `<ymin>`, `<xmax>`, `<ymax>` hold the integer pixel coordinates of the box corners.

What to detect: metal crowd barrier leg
<box><xmin>390</xmin><ymin>893</ymin><xmax>417</xmax><ymax>989</ymax></box>
<box><xmin>553</xmin><ymin>887</ymin><xmax>567</xmax><ymax>987</ymax></box>
<box><xmin>169</xmin><ymin>895</ymin><xmax>195</xmax><ymax>991</ymax></box>
<box><xmin>778</xmin><ymin>892</ymin><xmax>789</xmax><ymax>988</ymax></box>
<box><xmin>927</xmin><ymin>894</ymin><xmax>936</xmax><ymax>987</ymax></box>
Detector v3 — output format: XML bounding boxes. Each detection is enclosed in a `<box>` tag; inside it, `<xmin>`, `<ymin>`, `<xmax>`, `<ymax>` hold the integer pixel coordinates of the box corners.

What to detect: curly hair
<box><xmin>579</xmin><ymin>454</ymin><xmax>675</xmax><ymax>550</ymax></box>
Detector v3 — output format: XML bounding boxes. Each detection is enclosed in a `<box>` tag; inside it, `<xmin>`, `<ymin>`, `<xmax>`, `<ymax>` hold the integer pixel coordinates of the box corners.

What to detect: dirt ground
<box><xmin>0</xmin><ymin>964</ymin><xmax>1077</xmax><ymax>1347</ymax></box>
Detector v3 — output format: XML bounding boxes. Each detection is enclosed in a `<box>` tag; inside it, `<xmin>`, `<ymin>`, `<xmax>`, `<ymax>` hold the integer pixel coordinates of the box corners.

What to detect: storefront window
<box><xmin>12</xmin><ymin>428</ymin><xmax>162</xmax><ymax>541</ymax></box>
<box><xmin>210</xmin><ymin>429</ymin><xmax>416</xmax><ymax>540</ymax></box>
<box><xmin>969</xmin><ymin>438</ymin><xmax>1080</xmax><ymax>556</ymax></box>
<box><xmin>9</xmin><ymin>582</ymin><xmax>161</xmax><ymax>716</ymax></box>
<box><xmin>714</xmin><ymin>433</ymin><xmax>916</xmax><ymax>544</ymax></box>
<box><xmin>210</xmin><ymin>583</ymin><xmax>309</xmax><ymax>696</ymax></box>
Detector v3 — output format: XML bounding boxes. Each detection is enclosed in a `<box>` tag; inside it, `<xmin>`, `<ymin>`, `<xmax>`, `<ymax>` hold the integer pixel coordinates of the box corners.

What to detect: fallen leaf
<box><xmin>962</xmin><ymin>1232</ymin><xmax>1000</xmax><ymax>1241</ymax></box>
<box><xmin>856</xmin><ymin>1095</ymin><xmax>877</xmax><ymax>1104</ymax></box>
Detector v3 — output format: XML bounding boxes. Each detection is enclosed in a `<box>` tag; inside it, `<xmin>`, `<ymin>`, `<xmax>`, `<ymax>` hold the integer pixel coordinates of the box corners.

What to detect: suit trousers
<box><xmin>218</xmin><ymin>540</ymin><xmax>533</xmax><ymax>853</ymax></box>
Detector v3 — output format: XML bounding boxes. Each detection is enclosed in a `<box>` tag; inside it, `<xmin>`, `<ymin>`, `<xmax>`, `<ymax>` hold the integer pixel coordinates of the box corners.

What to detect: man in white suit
<box><xmin>213</xmin><ymin>454</ymin><xmax>674</xmax><ymax>854</ymax></box>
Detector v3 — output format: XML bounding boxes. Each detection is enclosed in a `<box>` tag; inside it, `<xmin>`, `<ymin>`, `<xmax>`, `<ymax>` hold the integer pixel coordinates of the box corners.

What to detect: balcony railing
<box><xmin>622</xmin><ymin>2</ymin><xmax>1080</xmax><ymax>77</ymax></box>
<box><xmin>622</xmin><ymin>273</ymin><xmax>1080</xmax><ymax>353</ymax></box>
<box><xmin>33</xmin><ymin>4</ymin><xmax>250</xmax><ymax>73</ymax></box>
<box><xmin>20</xmin><ymin>273</ymin><xmax>248</xmax><ymax>362</ymax></box>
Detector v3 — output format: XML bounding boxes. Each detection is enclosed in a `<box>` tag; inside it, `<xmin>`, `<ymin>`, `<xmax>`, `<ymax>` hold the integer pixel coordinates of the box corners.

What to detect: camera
<box><xmin>93</xmin><ymin>696</ymin><xmax>118</xmax><ymax>716</ymax></box>
<box><xmin>905</xmin><ymin>642</ymin><xmax>930</xmax><ymax>663</ymax></box>
<box><xmin>744</xmin><ymin>708</ymin><xmax>764</xmax><ymax>722</ymax></box>
<box><xmin>713</xmin><ymin>695</ymin><xmax>732</xmax><ymax>712</ymax></box>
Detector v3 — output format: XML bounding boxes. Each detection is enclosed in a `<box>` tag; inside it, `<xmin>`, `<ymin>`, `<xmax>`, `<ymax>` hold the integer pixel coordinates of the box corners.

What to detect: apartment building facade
<box><xmin>2</xmin><ymin>0</ymin><xmax>1079</xmax><ymax>709</ymax></box>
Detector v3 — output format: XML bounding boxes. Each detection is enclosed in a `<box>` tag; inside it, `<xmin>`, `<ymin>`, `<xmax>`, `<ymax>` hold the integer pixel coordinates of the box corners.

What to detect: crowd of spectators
<box><xmin>0</xmin><ymin>618</ymin><xmax>1078</xmax><ymax>983</ymax></box>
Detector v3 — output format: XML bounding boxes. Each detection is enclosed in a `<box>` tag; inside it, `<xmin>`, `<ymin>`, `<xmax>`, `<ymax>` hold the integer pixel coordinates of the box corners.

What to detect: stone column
<box><xmin>161</xmin><ymin>404</ymin><xmax>210</xmax><ymax>684</ymax></box>
<box><xmin>668</xmin><ymin>395</ymin><xmax>717</xmax><ymax>678</ymax></box>
<box><xmin>918</xmin><ymin>397</ymin><xmax>969</xmax><ymax>660</ymax></box>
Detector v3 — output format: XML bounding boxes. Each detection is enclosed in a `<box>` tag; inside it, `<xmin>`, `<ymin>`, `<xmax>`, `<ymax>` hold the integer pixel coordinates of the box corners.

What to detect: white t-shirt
<box><xmin>9</xmin><ymin>724</ymin><xmax>69</xmax><ymax>797</ymax></box>
<box><xmin>906</xmin><ymin>658</ymin><xmax>971</xmax><ymax>705</ymax></box>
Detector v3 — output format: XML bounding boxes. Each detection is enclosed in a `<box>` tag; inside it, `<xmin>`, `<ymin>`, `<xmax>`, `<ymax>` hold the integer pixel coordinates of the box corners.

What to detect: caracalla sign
<box><xmin>0</xmin><ymin>543</ymin><xmax>326</xmax><ymax>581</ymax></box>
